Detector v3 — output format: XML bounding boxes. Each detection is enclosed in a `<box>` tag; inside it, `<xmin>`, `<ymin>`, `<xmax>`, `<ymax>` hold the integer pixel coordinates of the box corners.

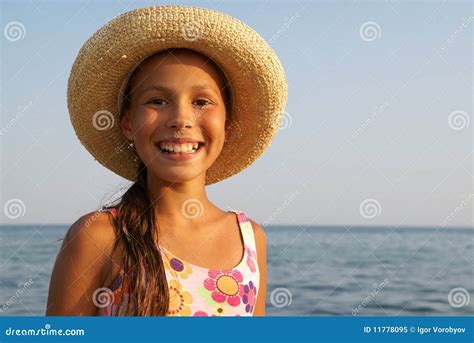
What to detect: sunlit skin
<box><xmin>120</xmin><ymin>50</ymin><xmax>230</xmax><ymax>229</ymax></box>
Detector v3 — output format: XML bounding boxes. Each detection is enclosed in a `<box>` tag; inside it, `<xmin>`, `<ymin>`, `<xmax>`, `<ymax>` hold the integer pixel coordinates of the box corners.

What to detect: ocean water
<box><xmin>0</xmin><ymin>224</ymin><xmax>472</xmax><ymax>316</ymax></box>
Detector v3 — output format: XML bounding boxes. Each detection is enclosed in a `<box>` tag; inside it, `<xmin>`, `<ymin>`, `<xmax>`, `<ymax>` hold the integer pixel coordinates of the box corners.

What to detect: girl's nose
<box><xmin>166</xmin><ymin>104</ymin><xmax>194</xmax><ymax>129</ymax></box>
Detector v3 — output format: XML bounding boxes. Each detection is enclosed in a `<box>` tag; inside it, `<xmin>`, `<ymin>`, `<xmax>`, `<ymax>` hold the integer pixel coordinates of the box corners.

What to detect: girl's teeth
<box><xmin>159</xmin><ymin>143</ymin><xmax>200</xmax><ymax>154</ymax></box>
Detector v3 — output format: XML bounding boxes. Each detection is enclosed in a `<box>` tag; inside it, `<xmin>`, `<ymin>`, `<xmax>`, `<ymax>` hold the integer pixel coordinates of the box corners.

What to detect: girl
<box><xmin>46</xmin><ymin>5</ymin><xmax>287</xmax><ymax>316</ymax></box>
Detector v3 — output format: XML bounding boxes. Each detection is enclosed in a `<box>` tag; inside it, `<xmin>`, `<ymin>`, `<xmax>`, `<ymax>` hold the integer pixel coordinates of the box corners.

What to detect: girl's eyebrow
<box><xmin>141</xmin><ymin>83</ymin><xmax>217</xmax><ymax>94</ymax></box>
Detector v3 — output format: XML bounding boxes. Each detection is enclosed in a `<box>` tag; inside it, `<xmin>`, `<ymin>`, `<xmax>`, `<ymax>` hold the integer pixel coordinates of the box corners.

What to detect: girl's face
<box><xmin>120</xmin><ymin>50</ymin><xmax>229</xmax><ymax>185</ymax></box>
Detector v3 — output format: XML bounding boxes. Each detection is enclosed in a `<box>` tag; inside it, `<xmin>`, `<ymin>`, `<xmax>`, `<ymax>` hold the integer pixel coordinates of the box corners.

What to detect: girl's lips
<box><xmin>155</xmin><ymin>143</ymin><xmax>204</xmax><ymax>161</ymax></box>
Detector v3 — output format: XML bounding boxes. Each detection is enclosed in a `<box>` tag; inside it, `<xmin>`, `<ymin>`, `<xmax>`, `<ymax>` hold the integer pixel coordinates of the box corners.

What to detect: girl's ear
<box><xmin>120</xmin><ymin>111</ymin><xmax>133</xmax><ymax>140</ymax></box>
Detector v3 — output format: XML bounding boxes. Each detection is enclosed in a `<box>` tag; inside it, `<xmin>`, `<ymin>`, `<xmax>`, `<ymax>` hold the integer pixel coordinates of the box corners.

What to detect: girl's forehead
<box><xmin>130</xmin><ymin>51</ymin><xmax>226</xmax><ymax>93</ymax></box>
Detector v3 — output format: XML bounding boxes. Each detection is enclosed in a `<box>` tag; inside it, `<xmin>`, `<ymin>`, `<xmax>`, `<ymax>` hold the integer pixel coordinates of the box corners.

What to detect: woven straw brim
<box><xmin>68</xmin><ymin>5</ymin><xmax>287</xmax><ymax>185</ymax></box>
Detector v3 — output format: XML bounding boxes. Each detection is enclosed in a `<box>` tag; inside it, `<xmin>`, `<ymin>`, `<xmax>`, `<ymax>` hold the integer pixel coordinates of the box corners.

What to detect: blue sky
<box><xmin>1</xmin><ymin>0</ymin><xmax>472</xmax><ymax>227</ymax></box>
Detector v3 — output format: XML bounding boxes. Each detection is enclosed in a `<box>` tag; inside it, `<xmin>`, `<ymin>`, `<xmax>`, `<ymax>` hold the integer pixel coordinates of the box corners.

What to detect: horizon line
<box><xmin>0</xmin><ymin>223</ymin><xmax>473</xmax><ymax>231</ymax></box>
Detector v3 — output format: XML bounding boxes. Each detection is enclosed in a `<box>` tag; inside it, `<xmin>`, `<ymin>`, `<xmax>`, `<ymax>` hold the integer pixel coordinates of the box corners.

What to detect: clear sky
<box><xmin>1</xmin><ymin>0</ymin><xmax>472</xmax><ymax>227</ymax></box>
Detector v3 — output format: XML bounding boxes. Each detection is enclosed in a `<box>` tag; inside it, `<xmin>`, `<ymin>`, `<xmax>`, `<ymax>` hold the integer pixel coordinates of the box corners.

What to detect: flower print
<box><xmin>242</xmin><ymin>280</ymin><xmax>257</xmax><ymax>313</ymax></box>
<box><xmin>163</xmin><ymin>256</ymin><xmax>193</xmax><ymax>279</ymax></box>
<box><xmin>167</xmin><ymin>279</ymin><xmax>193</xmax><ymax>316</ymax></box>
<box><xmin>192</xmin><ymin>304</ymin><xmax>228</xmax><ymax>317</ymax></box>
<box><xmin>240</xmin><ymin>220</ymin><xmax>254</xmax><ymax>243</ymax></box>
<box><xmin>193</xmin><ymin>311</ymin><xmax>208</xmax><ymax>316</ymax></box>
<box><xmin>197</xmin><ymin>285</ymin><xmax>233</xmax><ymax>316</ymax></box>
<box><xmin>245</xmin><ymin>245</ymin><xmax>257</xmax><ymax>273</ymax></box>
<box><xmin>203</xmin><ymin>269</ymin><xmax>245</xmax><ymax>307</ymax></box>
<box><xmin>236</xmin><ymin>211</ymin><xmax>249</xmax><ymax>224</ymax></box>
<box><xmin>213</xmin><ymin>303</ymin><xmax>229</xmax><ymax>316</ymax></box>
<box><xmin>198</xmin><ymin>284</ymin><xmax>217</xmax><ymax>307</ymax></box>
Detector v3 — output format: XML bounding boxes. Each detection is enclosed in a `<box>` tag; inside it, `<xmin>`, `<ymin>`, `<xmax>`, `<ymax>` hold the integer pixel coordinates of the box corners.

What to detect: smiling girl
<box><xmin>46</xmin><ymin>5</ymin><xmax>287</xmax><ymax>316</ymax></box>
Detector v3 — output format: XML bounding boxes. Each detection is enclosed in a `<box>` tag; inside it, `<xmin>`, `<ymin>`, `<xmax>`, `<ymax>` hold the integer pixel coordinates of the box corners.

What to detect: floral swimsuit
<box><xmin>97</xmin><ymin>208</ymin><xmax>260</xmax><ymax>316</ymax></box>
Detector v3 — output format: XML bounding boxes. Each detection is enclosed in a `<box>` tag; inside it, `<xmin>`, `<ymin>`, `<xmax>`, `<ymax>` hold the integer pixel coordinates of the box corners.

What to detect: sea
<box><xmin>0</xmin><ymin>224</ymin><xmax>472</xmax><ymax>316</ymax></box>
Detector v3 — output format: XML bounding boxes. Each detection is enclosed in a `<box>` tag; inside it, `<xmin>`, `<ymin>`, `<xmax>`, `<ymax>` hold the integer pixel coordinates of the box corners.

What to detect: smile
<box><xmin>155</xmin><ymin>142</ymin><xmax>205</xmax><ymax>161</ymax></box>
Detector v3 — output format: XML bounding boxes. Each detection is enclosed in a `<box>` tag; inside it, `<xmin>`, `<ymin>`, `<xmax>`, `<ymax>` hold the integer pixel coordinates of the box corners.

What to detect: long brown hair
<box><xmin>107</xmin><ymin>48</ymin><xmax>232</xmax><ymax>316</ymax></box>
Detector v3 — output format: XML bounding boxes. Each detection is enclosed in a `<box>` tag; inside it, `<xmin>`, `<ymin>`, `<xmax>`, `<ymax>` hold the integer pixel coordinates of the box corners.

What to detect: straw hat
<box><xmin>68</xmin><ymin>5</ymin><xmax>288</xmax><ymax>185</ymax></box>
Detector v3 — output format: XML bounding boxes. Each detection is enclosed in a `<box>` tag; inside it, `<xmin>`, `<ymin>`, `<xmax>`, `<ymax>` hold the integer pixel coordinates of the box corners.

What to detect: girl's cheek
<box><xmin>132</xmin><ymin>107</ymin><xmax>161</xmax><ymax>133</ymax></box>
<box><xmin>198</xmin><ymin>108</ymin><xmax>226</xmax><ymax>134</ymax></box>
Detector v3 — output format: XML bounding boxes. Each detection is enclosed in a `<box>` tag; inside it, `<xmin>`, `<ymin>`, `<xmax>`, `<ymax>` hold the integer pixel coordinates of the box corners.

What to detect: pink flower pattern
<box><xmin>203</xmin><ymin>269</ymin><xmax>245</xmax><ymax>306</ymax></box>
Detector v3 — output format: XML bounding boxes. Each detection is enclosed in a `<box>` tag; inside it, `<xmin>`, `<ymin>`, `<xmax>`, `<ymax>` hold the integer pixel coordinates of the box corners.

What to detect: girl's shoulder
<box><xmin>65</xmin><ymin>209</ymin><xmax>121</xmax><ymax>272</ymax></box>
<box><xmin>236</xmin><ymin>211</ymin><xmax>266</xmax><ymax>245</ymax></box>
<box><xmin>46</xmin><ymin>210</ymin><xmax>120</xmax><ymax>315</ymax></box>
<box><xmin>68</xmin><ymin>209</ymin><xmax>118</xmax><ymax>246</ymax></box>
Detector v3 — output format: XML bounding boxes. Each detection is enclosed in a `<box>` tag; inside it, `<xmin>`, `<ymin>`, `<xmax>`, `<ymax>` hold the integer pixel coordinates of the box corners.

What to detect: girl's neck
<box><xmin>146</xmin><ymin>172</ymin><xmax>216</xmax><ymax>222</ymax></box>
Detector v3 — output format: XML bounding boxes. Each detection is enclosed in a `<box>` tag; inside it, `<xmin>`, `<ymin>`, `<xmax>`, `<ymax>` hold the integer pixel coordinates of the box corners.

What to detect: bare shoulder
<box><xmin>65</xmin><ymin>210</ymin><xmax>118</xmax><ymax>257</ymax></box>
<box><xmin>46</xmin><ymin>210</ymin><xmax>119</xmax><ymax>315</ymax></box>
<box><xmin>64</xmin><ymin>210</ymin><xmax>120</xmax><ymax>274</ymax></box>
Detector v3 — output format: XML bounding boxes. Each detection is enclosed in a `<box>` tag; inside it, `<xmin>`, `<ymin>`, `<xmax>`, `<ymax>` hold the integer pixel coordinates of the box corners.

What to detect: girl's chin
<box><xmin>146</xmin><ymin>166</ymin><xmax>207</xmax><ymax>184</ymax></box>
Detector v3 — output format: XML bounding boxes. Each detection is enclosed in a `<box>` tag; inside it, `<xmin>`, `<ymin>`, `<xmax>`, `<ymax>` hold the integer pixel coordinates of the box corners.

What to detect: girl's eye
<box><xmin>148</xmin><ymin>98</ymin><xmax>167</xmax><ymax>106</ymax></box>
<box><xmin>194</xmin><ymin>99</ymin><xmax>211</xmax><ymax>107</ymax></box>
